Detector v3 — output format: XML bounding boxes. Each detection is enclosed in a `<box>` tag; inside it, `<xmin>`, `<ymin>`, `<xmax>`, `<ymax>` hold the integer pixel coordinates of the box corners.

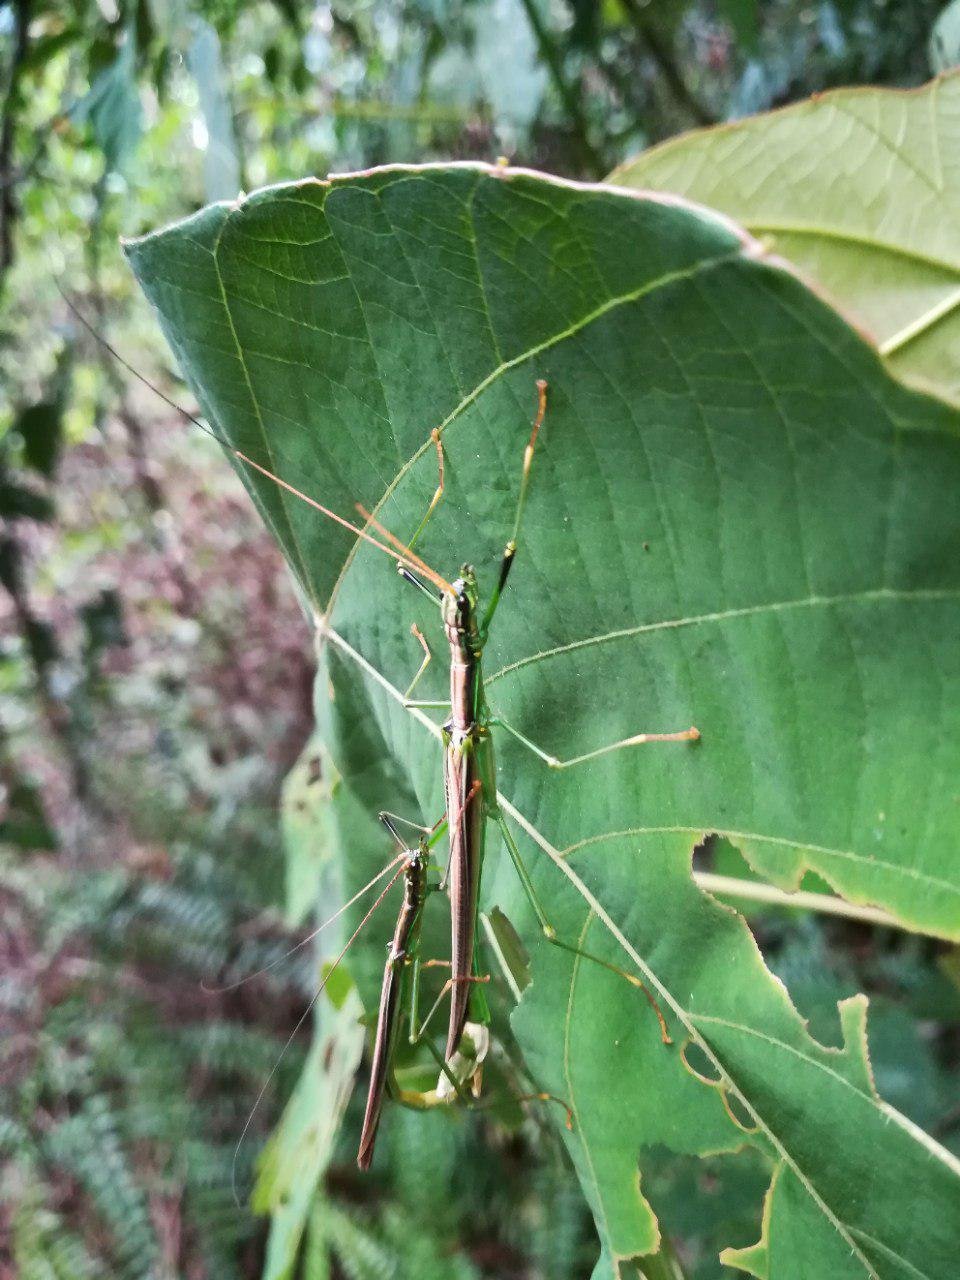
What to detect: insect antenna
<box><xmin>200</xmin><ymin>851</ymin><xmax>406</xmax><ymax>995</ymax></box>
<box><xmin>57</xmin><ymin>285</ymin><xmax>455</xmax><ymax>591</ymax></box>
<box><xmin>355</xmin><ymin>504</ymin><xmax>453</xmax><ymax>596</ymax></box>
<box><xmin>57</xmin><ymin>282</ymin><xmax>222</xmax><ymax>445</ymax></box>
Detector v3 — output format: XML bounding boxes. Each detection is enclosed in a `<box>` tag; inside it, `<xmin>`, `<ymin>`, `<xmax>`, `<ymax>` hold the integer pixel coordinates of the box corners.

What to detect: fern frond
<box><xmin>379</xmin><ymin>1206</ymin><xmax>480</xmax><ymax>1280</ymax></box>
<box><xmin>181</xmin><ymin>1019</ymin><xmax>292</xmax><ymax>1081</ymax></box>
<box><xmin>43</xmin><ymin>1094</ymin><xmax>159</xmax><ymax>1280</ymax></box>
<box><xmin>325</xmin><ymin>1204</ymin><xmax>398</xmax><ymax>1280</ymax></box>
<box><xmin>10</xmin><ymin>1166</ymin><xmax>100</xmax><ymax>1280</ymax></box>
<box><xmin>529</xmin><ymin>1163</ymin><xmax>592</xmax><ymax>1280</ymax></box>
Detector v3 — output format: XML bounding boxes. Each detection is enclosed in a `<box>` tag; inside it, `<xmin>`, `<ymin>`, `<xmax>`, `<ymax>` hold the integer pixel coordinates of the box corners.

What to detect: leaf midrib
<box><xmin>743</xmin><ymin>220</ymin><xmax>960</xmax><ymax>277</ymax></box>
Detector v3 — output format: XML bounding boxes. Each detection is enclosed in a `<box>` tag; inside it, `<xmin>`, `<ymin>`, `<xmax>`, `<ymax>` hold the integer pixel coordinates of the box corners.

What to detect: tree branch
<box><xmin>516</xmin><ymin>0</ymin><xmax>605</xmax><ymax>177</ymax></box>
<box><xmin>618</xmin><ymin>0</ymin><xmax>716</xmax><ymax>128</ymax></box>
<box><xmin>0</xmin><ymin>0</ymin><xmax>32</xmax><ymax>275</ymax></box>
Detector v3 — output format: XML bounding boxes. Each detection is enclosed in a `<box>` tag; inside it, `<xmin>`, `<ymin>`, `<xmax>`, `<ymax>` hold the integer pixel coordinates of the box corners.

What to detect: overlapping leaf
<box><xmin>611</xmin><ymin>73</ymin><xmax>960</xmax><ymax>405</ymax></box>
<box><xmin>127</xmin><ymin>165</ymin><xmax>960</xmax><ymax>1276</ymax></box>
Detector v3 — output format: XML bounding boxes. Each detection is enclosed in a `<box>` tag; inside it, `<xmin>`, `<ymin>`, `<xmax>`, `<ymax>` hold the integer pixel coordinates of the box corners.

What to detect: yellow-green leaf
<box><xmin>611</xmin><ymin>73</ymin><xmax>960</xmax><ymax>406</ymax></box>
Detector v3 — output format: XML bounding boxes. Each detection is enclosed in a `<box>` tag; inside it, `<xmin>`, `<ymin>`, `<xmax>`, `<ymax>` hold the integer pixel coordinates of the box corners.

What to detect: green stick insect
<box><xmin>62</xmin><ymin>295</ymin><xmax>698</xmax><ymax>1157</ymax></box>
<box><xmin>355</xmin><ymin>796</ymin><xmax>494</xmax><ymax>1169</ymax></box>
<box><xmin>212</xmin><ymin>815</ymin><xmax>478</xmax><ymax>1179</ymax></box>
<box><xmin>355</xmin><ymin>380</ymin><xmax>700</xmax><ymax>1071</ymax></box>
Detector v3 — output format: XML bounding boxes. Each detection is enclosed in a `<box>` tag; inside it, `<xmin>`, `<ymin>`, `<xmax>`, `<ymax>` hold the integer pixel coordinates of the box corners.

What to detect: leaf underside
<box><xmin>611</xmin><ymin>72</ymin><xmax>960</xmax><ymax>408</ymax></box>
<box><xmin>127</xmin><ymin>164</ymin><xmax>960</xmax><ymax>1279</ymax></box>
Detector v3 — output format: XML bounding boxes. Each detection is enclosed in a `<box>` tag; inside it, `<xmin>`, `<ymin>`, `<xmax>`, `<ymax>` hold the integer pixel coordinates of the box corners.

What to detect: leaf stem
<box><xmin>879</xmin><ymin>283</ymin><xmax>960</xmax><ymax>357</ymax></box>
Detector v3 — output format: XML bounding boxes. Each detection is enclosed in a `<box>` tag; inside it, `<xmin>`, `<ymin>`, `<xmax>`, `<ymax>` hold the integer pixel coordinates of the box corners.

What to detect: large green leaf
<box><xmin>127</xmin><ymin>165</ymin><xmax>960</xmax><ymax>1277</ymax></box>
<box><xmin>610</xmin><ymin>73</ymin><xmax>960</xmax><ymax>406</ymax></box>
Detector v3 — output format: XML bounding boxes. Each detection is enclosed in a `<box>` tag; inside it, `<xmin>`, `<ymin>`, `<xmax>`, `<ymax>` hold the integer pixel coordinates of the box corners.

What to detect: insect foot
<box><xmin>436</xmin><ymin>1020</ymin><xmax>491</xmax><ymax>1101</ymax></box>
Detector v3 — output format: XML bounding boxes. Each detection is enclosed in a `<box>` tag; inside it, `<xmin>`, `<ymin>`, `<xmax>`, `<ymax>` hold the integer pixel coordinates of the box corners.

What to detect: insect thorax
<box><xmin>443</xmin><ymin>567</ymin><xmax>482</xmax><ymax>658</ymax></box>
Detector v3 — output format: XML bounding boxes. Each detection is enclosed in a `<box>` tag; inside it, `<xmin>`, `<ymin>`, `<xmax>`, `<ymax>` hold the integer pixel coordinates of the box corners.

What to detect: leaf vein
<box><xmin>486</xmin><ymin>587</ymin><xmax>960</xmax><ymax>683</ymax></box>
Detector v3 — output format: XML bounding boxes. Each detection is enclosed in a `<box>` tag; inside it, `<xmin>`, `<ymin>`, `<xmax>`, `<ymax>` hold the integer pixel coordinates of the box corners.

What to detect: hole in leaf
<box><xmin>321</xmin><ymin>960</ymin><xmax>355</xmax><ymax>1010</ymax></box>
<box><xmin>680</xmin><ymin>1039</ymin><xmax>724</xmax><ymax>1086</ymax></box>
<box><xmin>720</xmin><ymin>1087</ymin><xmax>759</xmax><ymax>1135</ymax></box>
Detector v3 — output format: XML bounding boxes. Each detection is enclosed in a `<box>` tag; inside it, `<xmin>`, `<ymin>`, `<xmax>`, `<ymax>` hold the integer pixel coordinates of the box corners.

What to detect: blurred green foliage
<box><xmin>1</xmin><ymin>1</ymin><xmax>957</xmax><ymax>1276</ymax></box>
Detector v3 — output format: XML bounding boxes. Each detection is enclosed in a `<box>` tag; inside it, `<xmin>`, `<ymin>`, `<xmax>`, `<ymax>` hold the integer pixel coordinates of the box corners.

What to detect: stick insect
<box><xmin>63</xmin><ymin>294</ymin><xmax>698</xmax><ymax>1134</ymax></box>
<box><xmin>357</xmin><ymin>380</ymin><xmax>700</xmax><ymax>1066</ymax></box>
<box><xmin>356</xmin><ymin>796</ymin><xmax>491</xmax><ymax>1170</ymax></box>
<box><xmin>321</xmin><ymin>789</ymin><xmax>561</xmax><ymax>1170</ymax></box>
<box><xmin>353</xmin><ymin>796</ymin><xmax>573</xmax><ymax>1168</ymax></box>
<box><xmin>211</xmin><ymin>789</ymin><xmax>496</xmax><ymax>1179</ymax></box>
<box><xmin>355</xmin><ymin>825</ymin><xmax>438</xmax><ymax>1171</ymax></box>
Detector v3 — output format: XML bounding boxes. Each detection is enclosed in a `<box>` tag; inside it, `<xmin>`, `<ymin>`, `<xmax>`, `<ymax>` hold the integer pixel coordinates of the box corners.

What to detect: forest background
<box><xmin>2</xmin><ymin>2</ymin><xmax>959</xmax><ymax>1278</ymax></box>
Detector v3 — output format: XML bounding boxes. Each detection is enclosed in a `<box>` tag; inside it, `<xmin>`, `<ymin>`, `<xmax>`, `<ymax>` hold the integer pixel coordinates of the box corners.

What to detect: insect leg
<box><xmin>406</xmin><ymin>428</ymin><xmax>446</xmax><ymax>553</ymax></box>
<box><xmin>480</xmin><ymin>379</ymin><xmax>547</xmax><ymax>639</ymax></box>
<box><xmin>490</xmin><ymin>716</ymin><xmax>699</xmax><ymax>769</ymax></box>
<box><xmin>378</xmin><ymin>808</ymin><xmax>435</xmax><ymax>837</ymax></box>
<box><xmin>412</xmin><ymin>972</ymin><xmax>490</xmax><ymax>1043</ymax></box>
<box><xmin>401</xmin><ymin>622</ymin><xmax>435</xmax><ymax>703</ymax></box>
<box><xmin>492</xmin><ymin>811</ymin><xmax>671</xmax><ymax>1044</ymax></box>
<box><xmin>391</xmin><ymin>959</ymin><xmax>487</xmax><ymax>1109</ymax></box>
<box><xmin>397</xmin><ymin>564</ymin><xmax>442</xmax><ymax>604</ymax></box>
